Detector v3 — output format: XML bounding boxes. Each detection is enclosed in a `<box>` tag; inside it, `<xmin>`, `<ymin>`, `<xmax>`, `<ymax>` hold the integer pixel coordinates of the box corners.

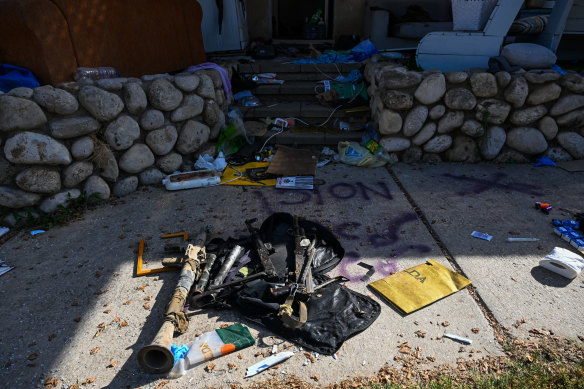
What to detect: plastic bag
<box><xmin>195</xmin><ymin>152</ymin><xmax>227</xmax><ymax>171</ymax></box>
<box><xmin>351</xmin><ymin>39</ymin><xmax>378</xmax><ymax>62</ymax></box>
<box><xmin>337</xmin><ymin>141</ymin><xmax>387</xmax><ymax>168</ymax></box>
<box><xmin>0</xmin><ymin>63</ymin><xmax>40</xmax><ymax>92</ymax></box>
<box><xmin>216</xmin><ymin>108</ymin><xmax>253</xmax><ymax>155</ymax></box>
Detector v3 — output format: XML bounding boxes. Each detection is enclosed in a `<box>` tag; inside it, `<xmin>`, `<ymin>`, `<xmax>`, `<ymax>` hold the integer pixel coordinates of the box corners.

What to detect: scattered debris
<box><xmin>471</xmin><ymin>328</ymin><xmax>480</xmax><ymax>334</ymax></box>
<box><xmin>205</xmin><ymin>363</ymin><xmax>216</xmax><ymax>372</ymax></box>
<box><xmin>471</xmin><ymin>231</ymin><xmax>492</xmax><ymax>241</ymax></box>
<box><xmin>312</xmin><ymin>374</ymin><xmax>320</xmax><ymax>381</ymax></box>
<box><xmin>442</xmin><ymin>322</ymin><xmax>450</xmax><ymax>327</ymax></box>
<box><xmin>107</xmin><ymin>361</ymin><xmax>117</xmax><ymax>368</ymax></box>
<box><xmin>90</xmin><ymin>347</ymin><xmax>100</xmax><ymax>355</ymax></box>
<box><xmin>415</xmin><ymin>330</ymin><xmax>426</xmax><ymax>338</ymax></box>
<box><xmin>245</xmin><ymin>352</ymin><xmax>294</xmax><ymax>378</ymax></box>
<box><xmin>81</xmin><ymin>377</ymin><xmax>95</xmax><ymax>385</ymax></box>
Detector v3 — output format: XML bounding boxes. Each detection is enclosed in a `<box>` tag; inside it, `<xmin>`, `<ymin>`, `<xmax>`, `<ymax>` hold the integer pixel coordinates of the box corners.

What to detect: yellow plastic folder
<box><xmin>220</xmin><ymin>162</ymin><xmax>277</xmax><ymax>186</ymax></box>
<box><xmin>368</xmin><ymin>260</ymin><xmax>471</xmax><ymax>314</ymax></box>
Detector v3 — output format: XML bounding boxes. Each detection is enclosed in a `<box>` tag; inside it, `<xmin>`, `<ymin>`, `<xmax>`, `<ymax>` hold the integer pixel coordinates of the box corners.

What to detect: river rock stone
<box><xmin>139</xmin><ymin>167</ymin><xmax>165</xmax><ymax>185</ymax></box>
<box><xmin>0</xmin><ymin>155</ymin><xmax>18</xmax><ymax>185</ymax></box>
<box><xmin>561</xmin><ymin>73</ymin><xmax>584</xmax><ymax>93</ymax></box>
<box><xmin>401</xmin><ymin>147</ymin><xmax>423</xmax><ymax>163</ymax></box>
<box><xmin>84</xmin><ymin>175</ymin><xmax>110</xmax><ymax>200</ymax></box>
<box><xmin>175</xmin><ymin>74</ymin><xmax>200</xmax><ymax>92</ymax></box>
<box><xmin>196</xmin><ymin>74</ymin><xmax>216</xmax><ymax>99</ymax></box>
<box><xmin>437</xmin><ymin>111</ymin><xmax>464</xmax><ymax>133</ymax></box>
<box><xmin>445</xmin><ymin>135</ymin><xmax>480</xmax><ymax>162</ymax></box>
<box><xmin>156</xmin><ymin>152</ymin><xmax>183</xmax><ymax>174</ymax></box>
<box><xmin>379</xmin><ymin>137</ymin><xmax>411</xmax><ymax>152</ymax></box>
<box><xmin>378</xmin><ymin>67</ymin><xmax>422</xmax><ymax>89</ymax></box>
<box><xmin>33</xmin><ymin>85</ymin><xmax>78</xmax><ymax>115</ymax></box>
<box><xmin>545</xmin><ymin>147</ymin><xmax>573</xmax><ymax>162</ymax></box>
<box><xmin>510</xmin><ymin>105</ymin><xmax>548</xmax><ymax>126</ymax></box>
<box><xmin>495</xmin><ymin>71</ymin><xmax>511</xmax><ymax>88</ymax></box>
<box><xmin>445</xmin><ymin>71</ymin><xmax>468</xmax><ymax>84</ymax></box>
<box><xmin>526</xmin><ymin>83</ymin><xmax>561</xmax><ymax>105</ymax></box>
<box><xmin>444</xmin><ymin>88</ymin><xmax>476</xmax><ymax>110</ymax></box>
<box><xmin>78</xmin><ymin>86</ymin><xmax>124</xmax><ymax>121</ymax></box>
<box><xmin>0</xmin><ymin>95</ymin><xmax>47</xmax><ymax>131</ymax></box>
<box><xmin>199</xmin><ymin>69</ymin><xmax>223</xmax><ymax>88</ymax></box>
<box><xmin>475</xmin><ymin>99</ymin><xmax>511</xmax><ymax>125</ymax></box>
<box><xmin>210</xmin><ymin>110</ymin><xmax>226</xmax><ymax>140</ymax></box>
<box><xmin>16</xmin><ymin>167</ymin><xmax>61</xmax><ymax>193</ymax></box>
<box><xmin>56</xmin><ymin>82</ymin><xmax>80</xmax><ymax>95</ymax></box>
<box><xmin>414</xmin><ymin>73</ymin><xmax>446</xmax><ymax>104</ymax></box>
<box><xmin>71</xmin><ymin>136</ymin><xmax>95</xmax><ymax>160</ymax></box>
<box><xmin>148</xmin><ymin>78</ymin><xmax>183</xmax><ymax>111</ymax></box>
<box><xmin>113</xmin><ymin>176</ymin><xmax>138</xmax><ymax>197</ymax></box>
<box><xmin>215</xmin><ymin>89</ymin><xmax>226</xmax><ymax>108</ymax></box>
<box><xmin>0</xmin><ymin>186</ymin><xmax>41</xmax><ymax>208</ymax></box>
<box><xmin>7</xmin><ymin>87</ymin><xmax>33</xmax><ymax>98</ymax></box>
<box><xmin>96</xmin><ymin>78</ymin><xmax>126</xmax><ymax>91</ymax></box>
<box><xmin>142</xmin><ymin>74</ymin><xmax>172</xmax><ymax>82</ymax></box>
<box><xmin>470</xmin><ymin>73</ymin><xmax>498</xmax><ymax>97</ymax></box>
<box><xmin>140</xmin><ymin>109</ymin><xmax>165</xmax><ymax>131</ymax></box>
<box><xmin>550</xmin><ymin>95</ymin><xmax>584</xmax><ymax>116</ymax></box>
<box><xmin>556</xmin><ymin>109</ymin><xmax>584</xmax><ymax>128</ymax></box>
<box><xmin>49</xmin><ymin>116</ymin><xmax>100</xmax><ymax>139</ymax></box>
<box><xmin>4</xmin><ymin>132</ymin><xmax>71</xmax><ymax>165</ymax></box>
<box><xmin>39</xmin><ymin>189</ymin><xmax>81</xmax><ymax>213</ymax></box>
<box><xmin>557</xmin><ymin>132</ymin><xmax>584</xmax><ymax>159</ymax></box>
<box><xmin>176</xmin><ymin>120</ymin><xmax>210</xmax><ymax>154</ymax></box>
<box><xmin>538</xmin><ymin>116</ymin><xmax>559</xmax><ymax>140</ymax></box>
<box><xmin>94</xmin><ymin>146</ymin><xmax>118</xmax><ymax>182</ymax></box>
<box><xmin>423</xmin><ymin>135</ymin><xmax>452</xmax><ymax>153</ymax></box>
<box><xmin>119</xmin><ymin>144</ymin><xmax>155</xmax><ymax>173</ymax></box>
<box><xmin>104</xmin><ymin>115</ymin><xmax>140</xmax><ymax>151</ymax></box>
<box><xmin>429</xmin><ymin>105</ymin><xmax>446</xmax><ymax>120</ymax></box>
<box><xmin>412</xmin><ymin>123</ymin><xmax>436</xmax><ymax>146</ymax></box>
<box><xmin>403</xmin><ymin>106</ymin><xmax>428</xmax><ymax>136</ymax></box>
<box><xmin>123</xmin><ymin>82</ymin><xmax>147</xmax><ymax>114</ymax></box>
<box><xmin>504</xmin><ymin>77</ymin><xmax>528</xmax><ymax>108</ymax></box>
<box><xmin>461</xmin><ymin>120</ymin><xmax>485</xmax><ymax>138</ymax></box>
<box><xmin>146</xmin><ymin>125</ymin><xmax>178</xmax><ymax>155</ymax></box>
<box><xmin>494</xmin><ymin>149</ymin><xmax>530</xmax><ymax>164</ymax></box>
<box><xmin>478</xmin><ymin>126</ymin><xmax>506</xmax><ymax>160</ymax></box>
<box><xmin>501</xmin><ymin>43</ymin><xmax>557</xmax><ymax>69</ymax></box>
<box><xmin>381</xmin><ymin>90</ymin><xmax>413</xmax><ymax>110</ymax></box>
<box><xmin>203</xmin><ymin>100</ymin><xmax>221</xmax><ymax>128</ymax></box>
<box><xmin>524</xmin><ymin>70</ymin><xmax>561</xmax><ymax>84</ymax></box>
<box><xmin>63</xmin><ymin>161</ymin><xmax>93</xmax><ymax>188</ymax></box>
<box><xmin>378</xmin><ymin>109</ymin><xmax>403</xmax><ymax>135</ymax></box>
<box><xmin>170</xmin><ymin>94</ymin><xmax>204</xmax><ymax>122</ymax></box>
<box><xmin>506</xmin><ymin>127</ymin><xmax>548</xmax><ymax>155</ymax></box>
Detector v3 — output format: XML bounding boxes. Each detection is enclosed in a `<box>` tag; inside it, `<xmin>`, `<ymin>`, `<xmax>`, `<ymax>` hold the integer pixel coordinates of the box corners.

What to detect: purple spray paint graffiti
<box><xmin>443</xmin><ymin>172</ymin><xmax>542</xmax><ymax>196</ymax></box>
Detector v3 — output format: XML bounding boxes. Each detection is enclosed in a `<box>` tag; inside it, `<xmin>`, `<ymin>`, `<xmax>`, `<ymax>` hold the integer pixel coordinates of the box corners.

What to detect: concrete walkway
<box><xmin>0</xmin><ymin>162</ymin><xmax>582</xmax><ymax>388</ymax></box>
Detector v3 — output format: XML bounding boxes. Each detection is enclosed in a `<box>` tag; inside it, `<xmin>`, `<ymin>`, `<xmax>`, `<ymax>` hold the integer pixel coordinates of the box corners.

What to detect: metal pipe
<box><xmin>137</xmin><ymin>227</ymin><xmax>207</xmax><ymax>374</ymax></box>
<box><xmin>192</xmin><ymin>253</ymin><xmax>217</xmax><ymax>293</ymax></box>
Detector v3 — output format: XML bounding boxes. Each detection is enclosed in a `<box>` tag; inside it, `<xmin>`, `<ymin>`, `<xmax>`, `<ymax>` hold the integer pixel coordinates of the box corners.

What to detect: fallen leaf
<box><xmin>154</xmin><ymin>380</ymin><xmax>169</xmax><ymax>389</ymax></box>
<box><xmin>237</xmin><ymin>353</ymin><xmax>243</xmax><ymax>359</ymax></box>
<box><xmin>415</xmin><ymin>330</ymin><xmax>426</xmax><ymax>338</ymax></box>
<box><xmin>458</xmin><ymin>363</ymin><xmax>466</xmax><ymax>371</ymax></box>
<box><xmin>427</xmin><ymin>355</ymin><xmax>436</xmax><ymax>362</ymax></box>
<box><xmin>526</xmin><ymin>353</ymin><xmax>534</xmax><ymax>362</ymax></box>
<box><xmin>442</xmin><ymin>321</ymin><xmax>450</xmax><ymax>327</ymax></box>
<box><xmin>305</xmin><ymin>352</ymin><xmax>316</xmax><ymax>363</ymax></box>
<box><xmin>73</xmin><ymin>317</ymin><xmax>81</xmax><ymax>322</ymax></box>
<box><xmin>48</xmin><ymin>334</ymin><xmax>56</xmax><ymax>342</ymax></box>
<box><xmin>123</xmin><ymin>300</ymin><xmax>131</xmax><ymax>305</ymax></box>
<box><xmin>137</xmin><ymin>284</ymin><xmax>147</xmax><ymax>291</ymax></box>
<box><xmin>398</xmin><ymin>342</ymin><xmax>411</xmax><ymax>355</ymax></box>
<box><xmin>27</xmin><ymin>353</ymin><xmax>38</xmax><ymax>360</ymax></box>
<box><xmin>120</xmin><ymin>320</ymin><xmax>128</xmax><ymax>327</ymax></box>
<box><xmin>90</xmin><ymin>347</ymin><xmax>100</xmax><ymax>355</ymax></box>
<box><xmin>68</xmin><ymin>384</ymin><xmax>80</xmax><ymax>389</ymax></box>
<box><xmin>43</xmin><ymin>376</ymin><xmax>59</xmax><ymax>388</ymax></box>
<box><xmin>81</xmin><ymin>377</ymin><xmax>96</xmax><ymax>385</ymax></box>
<box><xmin>205</xmin><ymin>363</ymin><xmax>216</xmax><ymax>372</ymax></box>
<box><xmin>103</xmin><ymin>309</ymin><xmax>111</xmax><ymax>314</ymax></box>
<box><xmin>312</xmin><ymin>374</ymin><xmax>320</xmax><ymax>381</ymax></box>
<box><xmin>107</xmin><ymin>361</ymin><xmax>117</xmax><ymax>368</ymax></box>
<box><xmin>112</xmin><ymin>317</ymin><xmax>121</xmax><ymax>323</ymax></box>
<box><xmin>103</xmin><ymin>302</ymin><xmax>110</xmax><ymax>307</ymax></box>
<box><xmin>144</xmin><ymin>295</ymin><xmax>152</xmax><ymax>301</ymax></box>
<box><xmin>113</xmin><ymin>273</ymin><xmax>120</xmax><ymax>277</ymax></box>
<box><xmin>143</xmin><ymin>302</ymin><xmax>151</xmax><ymax>310</ymax></box>
<box><xmin>227</xmin><ymin>362</ymin><xmax>237</xmax><ymax>370</ymax></box>
<box><xmin>471</xmin><ymin>328</ymin><xmax>480</xmax><ymax>334</ymax></box>
<box><xmin>220</xmin><ymin>324</ymin><xmax>229</xmax><ymax>328</ymax></box>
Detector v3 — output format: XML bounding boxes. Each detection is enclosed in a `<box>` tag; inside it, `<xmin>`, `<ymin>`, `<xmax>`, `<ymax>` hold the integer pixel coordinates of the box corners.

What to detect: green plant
<box><xmin>0</xmin><ymin>191</ymin><xmax>104</xmax><ymax>231</ymax></box>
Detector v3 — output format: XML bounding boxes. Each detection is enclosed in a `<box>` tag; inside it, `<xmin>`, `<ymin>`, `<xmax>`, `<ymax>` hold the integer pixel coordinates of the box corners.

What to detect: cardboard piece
<box><xmin>266</xmin><ymin>147</ymin><xmax>319</xmax><ymax>177</ymax></box>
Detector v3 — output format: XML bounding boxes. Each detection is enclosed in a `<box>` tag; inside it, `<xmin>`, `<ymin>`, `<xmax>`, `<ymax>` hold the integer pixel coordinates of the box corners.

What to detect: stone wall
<box><xmin>366</xmin><ymin>63</ymin><xmax>584</xmax><ymax>163</ymax></box>
<box><xmin>0</xmin><ymin>69</ymin><xmax>230</xmax><ymax>219</ymax></box>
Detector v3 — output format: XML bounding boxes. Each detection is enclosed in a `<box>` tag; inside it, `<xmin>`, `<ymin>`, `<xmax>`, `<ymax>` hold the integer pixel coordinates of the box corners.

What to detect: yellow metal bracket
<box><xmin>135</xmin><ymin>232</ymin><xmax>189</xmax><ymax>277</ymax></box>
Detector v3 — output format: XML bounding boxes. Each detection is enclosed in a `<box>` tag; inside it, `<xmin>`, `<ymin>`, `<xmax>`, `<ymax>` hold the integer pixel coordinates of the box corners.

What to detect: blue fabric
<box><xmin>351</xmin><ymin>39</ymin><xmax>378</xmax><ymax>62</ymax></box>
<box><xmin>171</xmin><ymin>344</ymin><xmax>189</xmax><ymax>365</ymax></box>
<box><xmin>0</xmin><ymin>64</ymin><xmax>40</xmax><ymax>92</ymax></box>
<box><xmin>293</xmin><ymin>53</ymin><xmax>354</xmax><ymax>64</ymax></box>
<box><xmin>334</xmin><ymin>69</ymin><xmax>362</xmax><ymax>83</ymax></box>
<box><xmin>534</xmin><ymin>156</ymin><xmax>557</xmax><ymax>167</ymax></box>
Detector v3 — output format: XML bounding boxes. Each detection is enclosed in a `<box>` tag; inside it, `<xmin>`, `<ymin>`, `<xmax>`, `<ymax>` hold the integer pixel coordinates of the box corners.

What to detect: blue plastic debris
<box><xmin>534</xmin><ymin>156</ymin><xmax>557</xmax><ymax>167</ymax></box>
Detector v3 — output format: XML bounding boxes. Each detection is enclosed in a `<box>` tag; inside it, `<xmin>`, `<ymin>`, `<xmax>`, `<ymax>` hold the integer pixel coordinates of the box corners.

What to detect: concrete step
<box><xmin>237</xmin><ymin>61</ymin><xmax>362</xmax><ymax>74</ymax></box>
<box><xmin>259</xmin><ymin>128</ymin><xmax>365</xmax><ymax>146</ymax></box>
<box><xmin>253</xmin><ymin>81</ymin><xmax>323</xmax><ymax>96</ymax></box>
<box><xmin>240</xmin><ymin>101</ymin><xmax>369</xmax><ymax>120</ymax></box>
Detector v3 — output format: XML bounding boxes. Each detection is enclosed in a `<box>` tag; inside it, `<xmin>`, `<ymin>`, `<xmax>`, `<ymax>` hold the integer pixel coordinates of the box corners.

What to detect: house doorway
<box><xmin>272</xmin><ymin>0</ymin><xmax>334</xmax><ymax>41</ymax></box>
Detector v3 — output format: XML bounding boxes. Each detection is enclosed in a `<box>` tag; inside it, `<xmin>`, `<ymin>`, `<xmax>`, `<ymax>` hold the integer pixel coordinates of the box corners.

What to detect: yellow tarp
<box><xmin>220</xmin><ymin>162</ymin><xmax>277</xmax><ymax>186</ymax></box>
<box><xmin>368</xmin><ymin>259</ymin><xmax>471</xmax><ymax>314</ymax></box>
